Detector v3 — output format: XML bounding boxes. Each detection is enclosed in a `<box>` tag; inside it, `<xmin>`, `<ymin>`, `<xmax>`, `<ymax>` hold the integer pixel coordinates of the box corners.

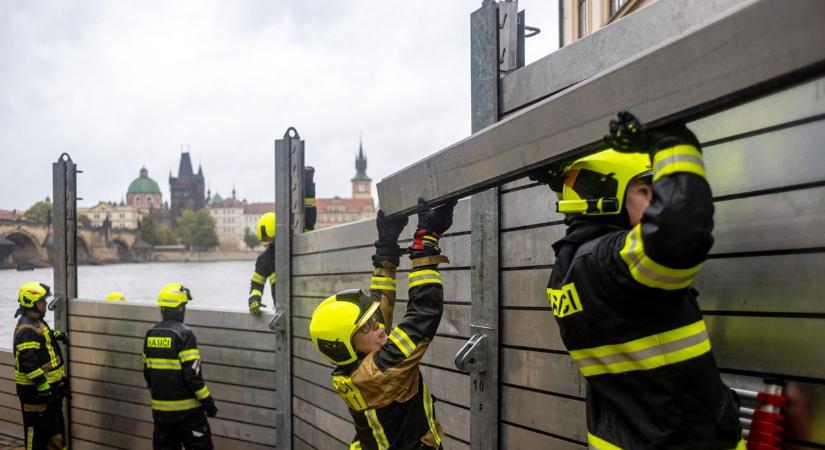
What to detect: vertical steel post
<box><xmin>274</xmin><ymin>127</ymin><xmax>303</xmax><ymax>449</ymax></box>
<box><xmin>467</xmin><ymin>1</ymin><xmax>501</xmax><ymax>449</ymax></box>
<box><xmin>52</xmin><ymin>153</ymin><xmax>76</xmax><ymax>444</ymax></box>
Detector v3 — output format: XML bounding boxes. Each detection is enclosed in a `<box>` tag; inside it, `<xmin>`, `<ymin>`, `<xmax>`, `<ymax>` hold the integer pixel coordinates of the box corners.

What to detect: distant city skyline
<box><xmin>0</xmin><ymin>1</ymin><xmax>558</xmax><ymax>211</ymax></box>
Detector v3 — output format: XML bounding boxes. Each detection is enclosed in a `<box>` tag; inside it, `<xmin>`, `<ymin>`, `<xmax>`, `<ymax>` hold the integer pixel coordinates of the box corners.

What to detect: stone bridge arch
<box><xmin>111</xmin><ymin>238</ymin><xmax>131</xmax><ymax>262</ymax></box>
<box><xmin>1</xmin><ymin>229</ymin><xmax>46</xmax><ymax>267</ymax></box>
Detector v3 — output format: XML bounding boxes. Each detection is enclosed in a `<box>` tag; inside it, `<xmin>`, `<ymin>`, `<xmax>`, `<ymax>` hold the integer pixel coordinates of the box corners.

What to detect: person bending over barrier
<box><xmin>13</xmin><ymin>282</ymin><xmax>69</xmax><ymax>450</ymax></box>
<box><xmin>309</xmin><ymin>199</ymin><xmax>455</xmax><ymax>449</ymax></box>
<box><xmin>144</xmin><ymin>283</ymin><xmax>218</xmax><ymax>450</ymax></box>
<box><xmin>532</xmin><ymin>111</ymin><xmax>743</xmax><ymax>449</ymax></box>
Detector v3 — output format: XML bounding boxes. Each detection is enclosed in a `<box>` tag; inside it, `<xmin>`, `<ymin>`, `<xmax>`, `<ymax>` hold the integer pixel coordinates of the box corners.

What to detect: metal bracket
<box><xmin>455</xmin><ymin>334</ymin><xmax>489</xmax><ymax>372</ymax></box>
<box><xmin>269</xmin><ymin>305</ymin><xmax>287</xmax><ymax>332</ymax></box>
<box><xmin>47</xmin><ymin>295</ymin><xmax>64</xmax><ymax>312</ymax></box>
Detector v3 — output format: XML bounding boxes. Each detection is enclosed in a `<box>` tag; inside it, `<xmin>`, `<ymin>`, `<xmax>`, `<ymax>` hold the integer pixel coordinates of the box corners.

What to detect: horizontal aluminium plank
<box><xmin>501</xmin><ymin>385</ymin><xmax>586</xmax><ymax>443</ymax></box>
<box><xmin>292</xmin><ymin>270</ymin><xmax>472</xmax><ymax>304</ymax></box>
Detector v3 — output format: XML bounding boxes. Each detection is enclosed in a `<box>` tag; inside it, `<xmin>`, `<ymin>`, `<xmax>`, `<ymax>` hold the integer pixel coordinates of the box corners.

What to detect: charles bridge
<box><xmin>0</xmin><ymin>219</ymin><xmax>142</xmax><ymax>268</ymax></box>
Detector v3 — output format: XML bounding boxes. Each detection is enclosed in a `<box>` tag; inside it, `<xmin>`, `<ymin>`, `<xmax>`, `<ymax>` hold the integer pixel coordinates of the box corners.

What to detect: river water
<box><xmin>0</xmin><ymin>260</ymin><xmax>258</xmax><ymax>349</ymax></box>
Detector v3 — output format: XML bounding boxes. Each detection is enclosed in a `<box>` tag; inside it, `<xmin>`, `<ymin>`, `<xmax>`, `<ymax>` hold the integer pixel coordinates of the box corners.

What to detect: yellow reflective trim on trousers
<box><xmin>588</xmin><ymin>432</ymin><xmax>623</xmax><ymax>450</ymax></box>
<box><xmin>194</xmin><ymin>385</ymin><xmax>211</xmax><ymax>400</ymax></box>
<box><xmin>349</xmin><ymin>441</ymin><xmax>362</xmax><ymax>450</ymax></box>
<box><xmin>619</xmin><ymin>226</ymin><xmax>702</xmax><ymax>290</ymax></box>
<box><xmin>145</xmin><ymin>358</ymin><xmax>183</xmax><ymax>370</ymax></box>
<box><xmin>388</xmin><ymin>326</ymin><xmax>416</xmax><ymax>357</ymax></box>
<box><xmin>422</xmin><ymin>382</ymin><xmax>441</xmax><ymax>447</ymax></box>
<box><xmin>365</xmin><ymin>409</ymin><xmax>389</xmax><ymax>450</ymax></box>
<box><xmin>251</xmin><ymin>272</ymin><xmax>266</xmax><ymax>284</ymax></box>
<box><xmin>409</xmin><ymin>270</ymin><xmax>442</xmax><ymax>288</ymax></box>
<box><xmin>151</xmin><ymin>397</ymin><xmax>201</xmax><ymax>411</ymax></box>
<box><xmin>570</xmin><ymin>320</ymin><xmax>711</xmax><ymax>377</ymax></box>
<box><xmin>269</xmin><ymin>273</ymin><xmax>277</xmax><ymax>285</ymax></box>
<box><xmin>370</xmin><ymin>276</ymin><xmax>396</xmax><ymax>291</ymax></box>
<box><xmin>16</xmin><ymin>342</ymin><xmax>40</xmax><ymax>352</ymax></box>
<box><xmin>27</xmin><ymin>426</ymin><xmax>33</xmax><ymax>450</ymax></box>
<box><xmin>652</xmin><ymin>144</ymin><xmax>706</xmax><ymax>181</ymax></box>
<box><xmin>179</xmin><ymin>349</ymin><xmax>201</xmax><ymax>362</ymax></box>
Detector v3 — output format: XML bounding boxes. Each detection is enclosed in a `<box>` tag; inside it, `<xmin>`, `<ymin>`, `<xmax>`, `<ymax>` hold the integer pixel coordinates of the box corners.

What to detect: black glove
<box><xmin>53</xmin><ymin>330</ymin><xmax>69</xmax><ymax>344</ymax></box>
<box><xmin>58</xmin><ymin>381</ymin><xmax>72</xmax><ymax>400</ymax></box>
<box><xmin>528</xmin><ymin>163</ymin><xmax>566</xmax><ymax>193</ymax></box>
<box><xmin>372</xmin><ymin>210</ymin><xmax>409</xmax><ymax>267</ymax></box>
<box><xmin>604</xmin><ymin>111</ymin><xmax>700</xmax><ymax>154</ymax></box>
<box><xmin>411</xmin><ymin>198</ymin><xmax>456</xmax><ymax>258</ymax></box>
<box><xmin>248</xmin><ymin>295</ymin><xmax>265</xmax><ymax>315</ymax></box>
<box><xmin>202</xmin><ymin>397</ymin><xmax>218</xmax><ymax>417</ymax></box>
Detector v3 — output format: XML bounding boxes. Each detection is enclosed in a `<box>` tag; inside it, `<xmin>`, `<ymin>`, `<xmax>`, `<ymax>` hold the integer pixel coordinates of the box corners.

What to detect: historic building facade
<box><xmin>563</xmin><ymin>0</ymin><xmax>652</xmax><ymax>45</ymax></box>
<box><xmin>126</xmin><ymin>167</ymin><xmax>163</xmax><ymax>213</ymax></box>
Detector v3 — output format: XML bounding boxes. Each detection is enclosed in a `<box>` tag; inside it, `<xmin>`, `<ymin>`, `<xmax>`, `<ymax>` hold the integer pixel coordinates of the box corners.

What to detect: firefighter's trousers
<box><xmin>153</xmin><ymin>411</ymin><xmax>214</xmax><ymax>450</ymax></box>
<box><xmin>20</xmin><ymin>397</ymin><xmax>65</xmax><ymax>450</ymax></box>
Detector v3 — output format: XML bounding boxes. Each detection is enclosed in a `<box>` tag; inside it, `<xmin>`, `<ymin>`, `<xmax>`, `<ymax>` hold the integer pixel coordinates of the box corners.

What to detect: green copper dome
<box><xmin>127</xmin><ymin>167</ymin><xmax>161</xmax><ymax>194</ymax></box>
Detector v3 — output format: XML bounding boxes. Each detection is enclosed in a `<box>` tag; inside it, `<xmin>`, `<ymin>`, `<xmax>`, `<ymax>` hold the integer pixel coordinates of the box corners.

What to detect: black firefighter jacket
<box><xmin>143</xmin><ymin>319</ymin><xmax>213</xmax><ymax>423</ymax></box>
<box><xmin>14</xmin><ymin>315</ymin><xmax>66</xmax><ymax>403</ymax></box>
<box><xmin>548</xmin><ymin>143</ymin><xmax>742</xmax><ymax>449</ymax></box>
<box><xmin>250</xmin><ymin>243</ymin><xmax>276</xmax><ymax>301</ymax></box>
<box><xmin>331</xmin><ymin>260</ymin><xmax>446</xmax><ymax>450</ymax></box>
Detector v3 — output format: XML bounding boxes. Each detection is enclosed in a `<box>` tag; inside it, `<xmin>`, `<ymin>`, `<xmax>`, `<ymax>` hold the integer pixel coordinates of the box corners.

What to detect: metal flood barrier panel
<box><xmin>0</xmin><ymin>351</ymin><xmax>23</xmax><ymax>440</ymax></box>
<box><xmin>66</xmin><ymin>300</ymin><xmax>279</xmax><ymax>449</ymax></box>
<box><xmin>289</xmin><ymin>200</ymin><xmax>473</xmax><ymax>450</ymax></box>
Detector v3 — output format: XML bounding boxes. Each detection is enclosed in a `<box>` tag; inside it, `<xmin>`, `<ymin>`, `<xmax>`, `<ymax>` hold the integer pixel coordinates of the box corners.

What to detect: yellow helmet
<box><xmin>556</xmin><ymin>149</ymin><xmax>651</xmax><ymax>216</ymax></box>
<box><xmin>157</xmin><ymin>283</ymin><xmax>192</xmax><ymax>308</ymax></box>
<box><xmin>18</xmin><ymin>282</ymin><xmax>50</xmax><ymax>309</ymax></box>
<box><xmin>309</xmin><ymin>289</ymin><xmax>381</xmax><ymax>366</ymax></box>
<box><xmin>256</xmin><ymin>212</ymin><xmax>276</xmax><ymax>242</ymax></box>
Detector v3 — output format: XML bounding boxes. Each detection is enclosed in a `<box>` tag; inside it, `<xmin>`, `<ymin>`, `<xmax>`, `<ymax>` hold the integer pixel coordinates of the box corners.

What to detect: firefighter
<box><xmin>534</xmin><ymin>111</ymin><xmax>742</xmax><ymax>449</ymax></box>
<box><xmin>144</xmin><ymin>283</ymin><xmax>218</xmax><ymax>449</ymax></box>
<box><xmin>247</xmin><ymin>166</ymin><xmax>316</xmax><ymax>315</ymax></box>
<box><xmin>13</xmin><ymin>281</ymin><xmax>68</xmax><ymax>450</ymax></box>
<box><xmin>248</xmin><ymin>212</ymin><xmax>276</xmax><ymax>315</ymax></box>
<box><xmin>309</xmin><ymin>198</ymin><xmax>455</xmax><ymax>449</ymax></box>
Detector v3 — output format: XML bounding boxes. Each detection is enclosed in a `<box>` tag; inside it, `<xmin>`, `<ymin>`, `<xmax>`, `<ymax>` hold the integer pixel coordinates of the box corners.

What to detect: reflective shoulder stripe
<box><xmin>251</xmin><ymin>272</ymin><xmax>266</xmax><ymax>284</ymax></box>
<box><xmin>151</xmin><ymin>397</ymin><xmax>201</xmax><ymax>411</ymax></box>
<box><xmin>194</xmin><ymin>385</ymin><xmax>211</xmax><ymax>400</ymax></box>
<box><xmin>370</xmin><ymin>275</ymin><xmax>396</xmax><ymax>292</ymax></box>
<box><xmin>349</xmin><ymin>441</ymin><xmax>362</xmax><ymax>450</ymax></box>
<box><xmin>619</xmin><ymin>226</ymin><xmax>702</xmax><ymax>290</ymax></box>
<box><xmin>570</xmin><ymin>320</ymin><xmax>711</xmax><ymax>377</ymax></box>
<box><xmin>652</xmin><ymin>144</ymin><xmax>705</xmax><ymax>181</ymax></box>
<box><xmin>422</xmin><ymin>382</ymin><xmax>442</xmax><ymax>447</ymax></box>
<box><xmin>179</xmin><ymin>349</ymin><xmax>201</xmax><ymax>362</ymax></box>
<box><xmin>365</xmin><ymin>409</ymin><xmax>390</xmax><ymax>450</ymax></box>
<box><xmin>145</xmin><ymin>358</ymin><xmax>183</xmax><ymax>370</ymax></box>
<box><xmin>268</xmin><ymin>273</ymin><xmax>277</xmax><ymax>285</ymax></box>
<box><xmin>16</xmin><ymin>342</ymin><xmax>40</xmax><ymax>352</ymax></box>
<box><xmin>588</xmin><ymin>432</ymin><xmax>623</xmax><ymax>450</ymax></box>
<box><xmin>387</xmin><ymin>326</ymin><xmax>416</xmax><ymax>358</ymax></box>
<box><xmin>408</xmin><ymin>269</ymin><xmax>442</xmax><ymax>288</ymax></box>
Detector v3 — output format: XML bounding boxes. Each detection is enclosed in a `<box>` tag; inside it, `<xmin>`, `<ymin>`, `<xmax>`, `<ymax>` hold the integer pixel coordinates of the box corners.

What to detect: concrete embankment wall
<box><xmin>289</xmin><ymin>74</ymin><xmax>825</xmax><ymax>449</ymax></box>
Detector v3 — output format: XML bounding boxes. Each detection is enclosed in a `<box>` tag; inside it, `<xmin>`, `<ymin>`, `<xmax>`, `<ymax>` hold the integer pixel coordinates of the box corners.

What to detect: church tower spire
<box><xmin>351</xmin><ymin>134</ymin><xmax>372</xmax><ymax>199</ymax></box>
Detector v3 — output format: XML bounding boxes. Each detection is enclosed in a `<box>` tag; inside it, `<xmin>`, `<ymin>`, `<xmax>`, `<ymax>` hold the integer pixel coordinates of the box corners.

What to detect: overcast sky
<box><xmin>0</xmin><ymin>1</ymin><xmax>559</xmax><ymax>211</ymax></box>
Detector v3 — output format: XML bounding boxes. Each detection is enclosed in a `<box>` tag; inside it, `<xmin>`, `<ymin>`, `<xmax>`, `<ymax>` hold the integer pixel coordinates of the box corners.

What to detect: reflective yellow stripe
<box><xmin>145</xmin><ymin>358</ymin><xmax>183</xmax><ymax>370</ymax></box>
<box><xmin>24</xmin><ymin>368</ymin><xmax>44</xmax><ymax>380</ymax></box>
<box><xmin>151</xmin><ymin>397</ymin><xmax>201</xmax><ymax>411</ymax></box>
<box><xmin>730</xmin><ymin>438</ymin><xmax>746</xmax><ymax>450</ymax></box>
<box><xmin>251</xmin><ymin>272</ymin><xmax>266</xmax><ymax>284</ymax></box>
<box><xmin>588</xmin><ymin>432</ymin><xmax>623</xmax><ymax>450</ymax></box>
<box><xmin>16</xmin><ymin>342</ymin><xmax>40</xmax><ymax>352</ymax></box>
<box><xmin>619</xmin><ymin>226</ymin><xmax>702</xmax><ymax>290</ymax></box>
<box><xmin>43</xmin><ymin>331</ymin><xmax>60</xmax><ymax>370</ymax></box>
<box><xmin>422</xmin><ymin>235</ymin><xmax>438</xmax><ymax>243</ymax></box>
<box><xmin>570</xmin><ymin>320</ymin><xmax>711</xmax><ymax>377</ymax></box>
<box><xmin>45</xmin><ymin>366</ymin><xmax>64</xmax><ymax>383</ymax></box>
<box><xmin>388</xmin><ymin>326</ymin><xmax>416</xmax><ymax>358</ymax></box>
<box><xmin>27</xmin><ymin>426</ymin><xmax>33</xmax><ymax>450</ymax></box>
<box><xmin>250</xmin><ymin>289</ymin><xmax>263</xmax><ymax>298</ymax></box>
<box><xmin>652</xmin><ymin>144</ymin><xmax>706</xmax><ymax>181</ymax></box>
<box><xmin>268</xmin><ymin>273</ymin><xmax>277</xmax><ymax>285</ymax></box>
<box><xmin>408</xmin><ymin>269</ymin><xmax>442</xmax><ymax>288</ymax></box>
<box><xmin>194</xmin><ymin>385</ymin><xmax>211</xmax><ymax>400</ymax></box>
<box><xmin>304</xmin><ymin>197</ymin><xmax>316</xmax><ymax>207</ymax></box>
<box><xmin>15</xmin><ymin>373</ymin><xmax>34</xmax><ymax>385</ymax></box>
<box><xmin>422</xmin><ymin>382</ymin><xmax>441</xmax><ymax>446</ymax></box>
<box><xmin>370</xmin><ymin>276</ymin><xmax>396</xmax><ymax>292</ymax></box>
<box><xmin>365</xmin><ymin>409</ymin><xmax>389</xmax><ymax>449</ymax></box>
<box><xmin>178</xmin><ymin>349</ymin><xmax>201</xmax><ymax>362</ymax></box>
<box><xmin>349</xmin><ymin>441</ymin><xmax>362</xmax><ymax>450</ymax></box>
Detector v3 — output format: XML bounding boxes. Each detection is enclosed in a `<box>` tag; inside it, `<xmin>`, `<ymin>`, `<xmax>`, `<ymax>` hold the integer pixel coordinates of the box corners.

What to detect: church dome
<box><xmin>127</xmin><ymin>167</ymin><xmax>161</xmax><ymax>194</ymax></box>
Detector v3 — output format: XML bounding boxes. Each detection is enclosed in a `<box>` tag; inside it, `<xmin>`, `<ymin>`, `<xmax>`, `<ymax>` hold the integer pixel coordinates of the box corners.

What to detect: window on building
<box><xmin>577</xmin><ymin>0</ymin><xmax>588</xmax><ymax>39</ymax></box>
<box><xmin>147</xmin><ymin>196</ymin><xmax>153</xmax><ymax>207</ymax></box>
<box><xmin>136</xmin><ymin>197</ymin><xmax>141</xmax><ymax>207</ymax></box>
<box><xmin>610</xmin><ymin>0</ymin><xmax>627</xmax><ymax>17</ymax></box>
